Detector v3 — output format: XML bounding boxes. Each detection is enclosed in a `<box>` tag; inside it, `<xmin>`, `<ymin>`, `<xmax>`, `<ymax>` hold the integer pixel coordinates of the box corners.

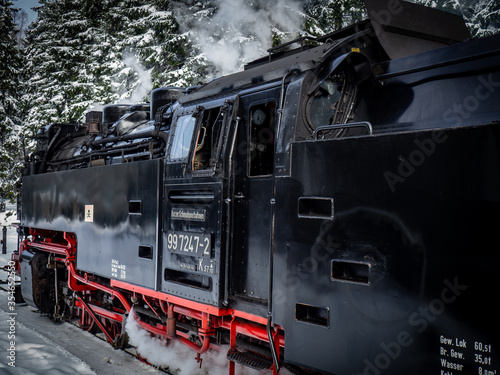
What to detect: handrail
<box><xmin>223</xmin><ymin>116</ymin><xmax>240</xmax><ymax>306</ymax></box>
<box><xmin>313</xmin><ymin>121</ymin><xmax>373</xmax><ymax>139</ymax></box>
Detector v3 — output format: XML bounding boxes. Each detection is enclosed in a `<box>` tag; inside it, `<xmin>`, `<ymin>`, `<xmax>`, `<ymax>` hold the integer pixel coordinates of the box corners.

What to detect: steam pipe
<box><xmin>166</xmin><ymin>303</ymin><xmax>175</xmax><ymax>338</ymax></box>
<box><xmin>172</xmin><ymin>304</ymin><xmax>204</xmax><ymax>321</ymax></box>
<box><xmin>46</xmin><ymin>130</ymin><xmax>168</xmax><ymax>168</ymax></box>
<box><xmin>90</xmin><ymin>129</ymin><xmax>168</xmax><ymax>147</ymax></box>
<box><xmin>133</xmin><ymin>309</ymin><xmax>211</xmax><ymax>354</ymax></box>
<box><xmin>49</xmin><ymin>130</ymin><xmax>86</xmax><ymax>155</ymax></box>
<box><xmin>66</xmin><ymin>259</ymin><xmax>132</xmax><ymax>311</ymax></box>
<box><xmin>47</xmin><ymin>139</ymin><xmax>165</xmax><ymax>167</ymax></box>
<box><xmin>61</xmin><ymin>233</ymin><xmax>132</xmax><ymax>312</ymax></box>
<box><xmin>177</xmin><ymin>335</ymin><xmax>211</xmax><ymax>354</ymax></box>
<box><xmin>39</xmin><ymin>126</ymin><xmax>62</xmax><ymax>173</ymax></box>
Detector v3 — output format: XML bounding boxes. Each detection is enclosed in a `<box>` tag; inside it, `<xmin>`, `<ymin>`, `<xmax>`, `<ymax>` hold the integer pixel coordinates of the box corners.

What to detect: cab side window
<box><xmin>308</xmin><ymin>76</ymin><xmax>344</xmax><ymax>128</ymax></box>
<box><xmin>170</xmin><ymin>115</ymin><xmax>196</xmax><ymax>160</ymax></box>
<box><xmin>249</xmin><ymin>101</ymin><xmax>275</xmax><ymax>176</ymax></box>
<box><xmin>193</xmin><ymin>107</ymin><xmax>225</xmax><ymax>171</ymax></box>
<box><xmin>306</xmin><ymin>68</ymin><xmax>356</xmax><ymax>135</ymax></box>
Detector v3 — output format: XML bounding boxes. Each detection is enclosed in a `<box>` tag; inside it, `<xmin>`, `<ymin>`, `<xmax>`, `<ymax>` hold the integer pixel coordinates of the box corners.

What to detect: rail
<box><xmin>313</xmin><ymin>121</ymin><xmax>373</xmax><ymax>139</ymax></box>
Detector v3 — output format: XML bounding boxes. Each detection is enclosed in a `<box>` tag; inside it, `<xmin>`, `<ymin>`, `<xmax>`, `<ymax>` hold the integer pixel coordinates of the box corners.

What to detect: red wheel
<box><xmin>101</xmin><ymin>317</ymin><xmax>121</xmax><ymax>341</ymax></box>
<box><xmin>78</xmin><ymin>308</ymin><xmax>97</xmax><ymax>333</ymax></box>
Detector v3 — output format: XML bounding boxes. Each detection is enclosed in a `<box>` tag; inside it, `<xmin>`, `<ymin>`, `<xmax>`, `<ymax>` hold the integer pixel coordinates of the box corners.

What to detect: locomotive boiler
<box><xmin>11</xmin><ymin>1</ymin><xmax>500</xmax><ymax>374</ymax></box>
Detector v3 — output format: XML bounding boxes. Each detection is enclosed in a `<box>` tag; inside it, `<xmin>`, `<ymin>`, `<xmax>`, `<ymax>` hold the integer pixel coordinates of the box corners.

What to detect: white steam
<box><xmin>125</xmin><ymin>310</ymin><xmax>274</xmax><ymax>374</ymax></box>
<box><xmin>177</xmin><ymin>0</ymin><xmax>304</xmax><ymax>76</ymax></box>
<box><xmin>125</xmin><ymin>53</ymin><xmax>153</xmax><ymax>103</ymax></box>
<box><xmin>111</xmin><ymin>52</ymin><xmax>153</xmax><ymax>104</ymax></box>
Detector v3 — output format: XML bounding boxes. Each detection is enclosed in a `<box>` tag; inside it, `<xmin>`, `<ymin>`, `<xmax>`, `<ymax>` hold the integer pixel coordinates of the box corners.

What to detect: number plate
<box><xmin>198</xmin><ymin>258</ymin><xmax>216</xmax><ymax>274</ymax></box>
<box><xmin>166</xmin><ymin>231</ymin><xmax>212</xmax><ymax>257</ymax></box>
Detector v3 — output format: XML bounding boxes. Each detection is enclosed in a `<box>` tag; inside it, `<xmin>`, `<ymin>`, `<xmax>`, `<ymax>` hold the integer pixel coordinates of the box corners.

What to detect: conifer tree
<box><xmin>23</xmin><ymin>0</ymin><xmax>99</xmax><ymax>130</ymax></box>
<box><xmin>105</xmin><ymin>0</ymin><xmax>189</xmax><ymax>100</ymax></box>
<box><xmin>304</xmin><ymin>0</ymin><xmax>366</xmax><ymax>35</ymax></box>
<box><xmin>457</xmin><ymin>0</ymin><xmax>500</xmax><ymax>38</ymax></box>
<box><xmin>0</xmin><ymin>0</ymin><xmax>22</xmax><ymax>201</ymax></box>
<box><xmin>22</xmin><ymin>0</ymin><xmax>189</xmax><ymax>130</ymax></box>
<box><xmin>414</xmin><ymin>0</ymin><xmax>500</xmax><ymax>38</ymax></box>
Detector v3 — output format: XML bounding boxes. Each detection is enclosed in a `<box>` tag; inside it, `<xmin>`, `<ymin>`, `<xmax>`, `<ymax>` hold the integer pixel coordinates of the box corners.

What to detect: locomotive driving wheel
<box><xmin>101</xmin><ymin>317</ymin><xmax>122</xmax><ymax>343</ymax></box>
<box><xmin>78</xmin><ymin>307</ymin><xmax>97</xmax><ymax>333</ymax></box>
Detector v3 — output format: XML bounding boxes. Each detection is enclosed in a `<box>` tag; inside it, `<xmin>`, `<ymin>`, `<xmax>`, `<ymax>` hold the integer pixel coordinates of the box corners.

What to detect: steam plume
<box><xmin>125</xmin><ymin>310</ymin><xmax>270</xmax><ymax>374</ymax></box>
<box><xmin>175</xmin><ymin>0</ymin><xmax>304</xmax><ymax>76</ymax></box>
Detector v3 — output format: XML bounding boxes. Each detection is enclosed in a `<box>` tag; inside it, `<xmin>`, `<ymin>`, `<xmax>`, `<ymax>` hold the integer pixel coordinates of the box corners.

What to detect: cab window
<box><xmin>193</xmin><ymin>107</ymin><xmax>225</xmax><ymax>171</ymax></box>
<box><xmin>307</xmin><ymin>71</ymin><xmax>346</xmax><ymax>130</ymax></box>
<box><xmin>249</xmin><ymin>101</ymin><xmax>275</xmax><ymax>176</ymax></box>
<box><xmin>306</xmin><ymin>68</ymin><xmax>359</xmax><ymax>136</ymax></box>
<box><xmin>170</xmin><ymin>115</ymin><xmax>196</xmax><ymax>160</ymax></box>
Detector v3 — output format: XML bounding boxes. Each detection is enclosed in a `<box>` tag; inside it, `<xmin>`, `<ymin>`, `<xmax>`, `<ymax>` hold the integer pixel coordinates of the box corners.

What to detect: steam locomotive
<box><xmin>11</xmin><ymin>1</ymin><xmax>500</xmax><ymax>374</ymax></box>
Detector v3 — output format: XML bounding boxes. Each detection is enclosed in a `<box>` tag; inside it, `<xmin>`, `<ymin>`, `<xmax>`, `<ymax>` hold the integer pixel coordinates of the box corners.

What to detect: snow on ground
<box><xmin>0</xmin><ymin>306</ymin><xmax>96</xmax><ymax>375</ymax></box>
<box><xmin>0</xmin><ymin>204</ymin><xmax>290</xmax><ymax>375</ymax></box>
<box><xmin>0</xmin><ymin>288</ymin><xmax>166</xmax><ymax>375</ymax></box>
<box><xmin>0</xmin><ymin>202</ymin><xmax>18</xmax><ymax>260</ymax></box>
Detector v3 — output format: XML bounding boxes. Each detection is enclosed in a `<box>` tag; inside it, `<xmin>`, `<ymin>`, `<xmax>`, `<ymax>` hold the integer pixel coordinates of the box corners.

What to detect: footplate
<box><xmin>227</xmin><ymin>348</ymin><xmax>273</xmax><ymax>370</ymax></box>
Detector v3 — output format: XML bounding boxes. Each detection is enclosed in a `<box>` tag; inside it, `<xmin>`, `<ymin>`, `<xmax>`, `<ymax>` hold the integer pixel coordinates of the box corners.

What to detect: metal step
<box><xmin>227</xmin><ymin>348</ymin><xmax>273</xmax><ymax>370</ymax></box>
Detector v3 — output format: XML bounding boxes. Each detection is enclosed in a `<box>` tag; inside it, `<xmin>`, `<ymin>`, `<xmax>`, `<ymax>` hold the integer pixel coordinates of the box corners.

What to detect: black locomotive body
<box><xmin>12</xmin><ymin>1</ymin><xmax>500</xmax><ymax>374</ymax></box>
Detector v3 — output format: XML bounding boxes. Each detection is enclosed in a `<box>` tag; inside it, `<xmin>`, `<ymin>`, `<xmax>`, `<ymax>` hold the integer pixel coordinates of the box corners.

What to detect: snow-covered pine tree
<box><xmin>11</xmin><ymin>6</ymin><xmax>28</xmax><ymax>45</ymax></box>
<box><xmin>413</xmin><ymin>0</ymin><xmax>500</xmax><ymax>38</ymax></box>
<box><xmin>22</xmin><ymin>0</ymin><xmax>104</xmax><ymax>131</ymax></box>
<box><xmin>105</xmin><ymin>0</ymin><xmax>189</xmax><ymax>100</ymax></box>
<box><xmin>457</xmin><ymin>0</ymin><xmax>500</xmax><ymax>38</ymax></box>
<box><xmin>303</xmin><ymin>0</ymin><xmax>366</xmax><ymax>35</ymax></box>
<box><xmin>0</xmin><ymin>0</ymin><xmax>22</xmax><ymax>201</ymax></box>
<box><xmin>22</xmin><ymin>0</ymin><xmax>189</xmax><ymax>125</ymax></box>
<box><xmin>148</xmin><ymin>0</ymin><xmax>190</xmax><ymax>87</ymax></box>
